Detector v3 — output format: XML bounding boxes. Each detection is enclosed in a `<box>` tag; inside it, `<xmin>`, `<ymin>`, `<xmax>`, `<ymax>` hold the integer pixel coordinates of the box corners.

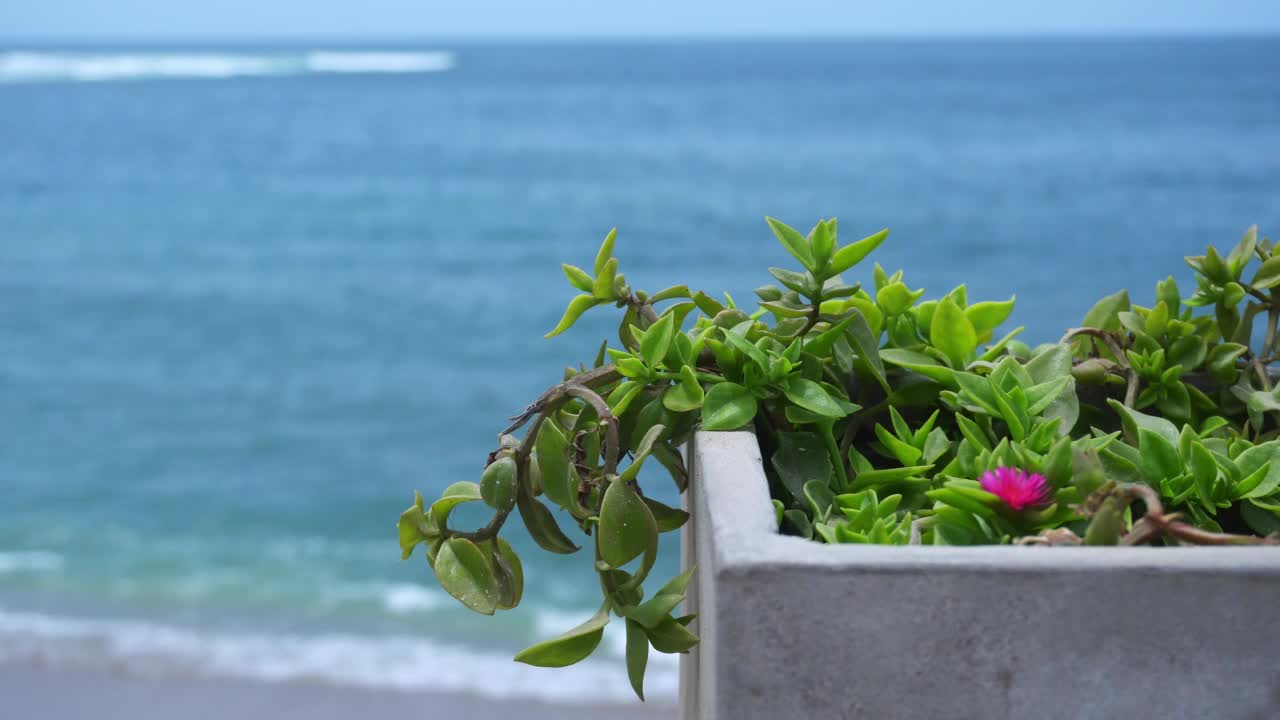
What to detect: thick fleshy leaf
<box><xmin>1138</xmin><ymin>429</ymin><xmax>1182</xmax><ymax>485</ymax></box>
<box><xmin>780</xmin><ymin>377</ymin><xmax>845</xmax><ymax>418</ymax></box>
<box><xmin>646</xmin><ymin>616</ymin><xmax>700</xmax><ymax>654</ymax></box>
<box><xmin>561</xmin><ymin>264</ymin><xmax>594</xmax><ymax>292</ymax></box>
<box><xmin>515</xmin><ymin>607</ymin><xmax>609</xmax><ymax>667</ymax></box>
<box><xmin>516</xmin><ymin>488</ymin><xmax>580</xmax><ymax>554</ymax></box>
<box><xmin>965</xmin><ymin>297</ymin><xmax>1015</xmax><ymax>334</ymax></box>
<box><xmin>765</xmin><ymin>217</ymin><xmax>815</xmax><ymax>270</ymax></box>
<box><xmin>625</xmin><ymin>618</ymin><xmax>649</xmax><ymax>700</ymax></box>
<box><xmin>809</xmin><ymin>219</ymin><xmax>834</xmax><ymax>269</ymax></box>
<box><xmin>430</xmin><ymin>481</ymin><xmax>483</xmax><ymax>527</ymax></box>
<box><xmin>771</xmin><ymin>432</ymin><xmax>832</xmax><ymax>502</ymax></box>
<box><xmin>640</xmin><ymin>313</ymin><xmax>675</xmax><ymax>368</ymax></box>
<box><xmin>599</xmin><ymin>480</ymin><xmax>658</xmax><ymax>568</ymax></box>
<box><xmin>397</xmin><ymin>491</ymin><xmax>437</xmax><ymax>559</ymax></box>
<box><xmin>493</xmin><ymin>537</ymin><xmax>524</xmax><ymax>610</ymax></box>
<box><xmin>546</xmin><ymin>294</ymin><xmax>603</xmax><ymax>338</ymax></box>
<box><xmin>701</xmin><ymin>382</ymin><xmax>757</xmax><ymax>430</ymax></box>
<box><xmin>930</xmin><ymin>297</ymin><xmax>978</xmax><ymax>368</ymax></box>
<box><xmin>535</xmin><ymin>420</ymin><xmax>577</xmax><ymax>510</ymax></box>
<box><xmin>662</xmin><ymin>365</ymin><xmax>705</xmax><ymax>412</ymax></box>
<box><xmin>433</xmin><ymin>539</ymin><xmax>499</xmax><ymax>615</ymax></box>
<box><xmin>1106</xmin><ymin>399</ymin><xmax>1179</xmax><ymax>445</ymax></box>
<box><xmin>1084</xmin><ymin>497</ymin><xmax>1125</xmax><ymax>546</ymax></box>
<box><xmin>593</xmin><ymin>228</ymin><xmax>616</xmax><ymax>275</ymax></box>
<box><xmin>480</xmin><ymin>456</ymin><xmax>518</xmax><ymax>512</ymax></box>
<box><xmin>880</xmin><ymin>348</ymin><xmax>958</xmax><ymax>388</ymax></box>
<box><xmin>829</xmin><ymin>228</ymin><xmax>889</xmax><ymax>275</ymax></box>
<box><xmin>642</xmin><ymin>496</ymin><xmax>690</xmax><ymax>532</ymax></box>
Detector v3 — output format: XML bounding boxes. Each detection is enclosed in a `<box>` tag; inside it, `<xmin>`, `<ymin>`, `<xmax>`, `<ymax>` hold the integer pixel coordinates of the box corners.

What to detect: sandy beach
<box><xmin>0</xmin><ymin>662</ymin><xmax>675</xmax><ymax>720</ymax></box>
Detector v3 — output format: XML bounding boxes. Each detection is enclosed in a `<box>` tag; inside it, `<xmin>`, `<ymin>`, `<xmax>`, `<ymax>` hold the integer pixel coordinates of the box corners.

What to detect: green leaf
<box><xmin>592</xmin><ymin>257</ymin><xmax>618</xmax><ymax>300</ymax></box>
<box><xmin>809</xmin><ymin>219</ymin><xmax>834</xmax><ymax>269</ymax></box>
<box><xmin>515</xmin><ymin>607</ymin><xmax>609</xmax><ymax>667</ymax></box>
<box><xmin>662</xmin><ymin>365</ymin><xmax>705</xmax><ymax>412</ymax></box>
<box><xmin>640</xmin><ymin>313</ymin><xmax>676</xmax><ymax>368</ymax></box>
<box><xmin>516</xmin><ymin>488</ymin><xmax>580</xmax><ymax>554</ymax></box>
<box><xmin>1227</xmin><ymin>225</ymin><xmax>1257</xmax><ymax>277</ymax></box>
<box><xmin>433</xmin><ymin>538</ymin><xmax>499</xmax><ymax>615</ymax></box>
<box><xmin>1242</xmin><ymin>500</ymin><xmax>1280</xmax><ymax>536</ymax></box>
<box><xmin>1074</xmin><ymin>290</ymin><xmax>1130</xmax><ymax>355</ymax></box>
<box><xmin>930</xmin><ymin>297</ymin><xmax>978</xmax><ymax>368</ymax></box>
<box><xmin>625</xmin><ymin>618</ymin><xmax>649</xmax><ymax>700</ymax></box>
<box><xmin>829</xmin><ymin>228</ymin><xmax>889</xmax><ymax>275</ymax></box>
<box><xmin>1106</xmin><ymin>398</ymin><xmax>1179</xmax><ymax>446</ymax></box>
<box><xmin>876</xmin><ymin>281</ymin><xmax>915</xmax><ymax>315</ymax></box>
<box><xmin>599</xmin><ymin>480</ymin><xmax>658</xmax><ymax>568</ymax></box>
<box><xmin>780</xmin><ymin>376</ymin><xmax>846</xmax><ymax>418</ymax></box>
<box><xmin>646</xmin><ymin>616</ymin><xmax>699</xmax><ymax>654</ymax></box>
<box><xmin>844</xmin><ymin>309</ymin><xmax>888</xmax><ymax>391</ymax></box>
<box><xmin>561</xmin><ymin>264</ymin><xmax>594</xmax><ymax>292</ymax></box>
<box><xmin>546</xmin><ymin>294</ymin><xmax>603</xmax><ymax>338</ymax></box>
<box><xmin>1138</xmin><ymin>428</ymin><xmax>1182</xmax><ymax>484</ymax></box>
<box><xmin>535</xmin><ymin>420</ymin><xmax>577</xmax><ymax>510</ymax></box>
<box><xmin>397</xmin><ymin>491</ymin><xmax>436</xmax><ymax>560</ymax></box>
<box><xmin>720</xmin><ymin>327</ymin><xmax>769</xmax><ymax>371</ymax></box>
<box><xmin>480</xmin><ymin>456</ymin><xmax>518</xmax><ymax>513</ymax></box>
<box><xmin>642</xmin><ymin>496</ymin><xmax>690</xmax><ymax>532</ymax></box>
<box><xmin>1207</xmin><ymin>342</ymin><xmax>1248</xmax><ymax>384</ymax></box>
<box><xmin>965</xmin><ymin>297</ymin><xmax>1015</xmax><ymax>334</ymax></box>
<box><xmin>607</xmin><ymin>380</ymin><xmax>646</xmax><ymax>417</ymax></box>
<box><xmin>1166</xmin><ymin>334</ymin><xmax>1207</xmax><ymax>371</ymax></box>
<box><xmin>649</xmin><ymin>284</ymin><xmax>691</xmax><ymax>303</ymax></box>
<box><xmin>768</xmin><ymin>267</ymin><xmax>815</xmax><ymax>296</ymax></box>
<box><xmin>880</xmin><ymin>348</ymin><xmax>958</xmax><ymax>388</ymax></box>
<box><xmin>771</xmin><ymin>432</ymin><xmax>832</xmax><ymax>502</ymax></box>
<box><xmin>430</xmin><ymin>481</ymin><xmax>483</xmax><ymax>527</ymax></box>
<box><xmin>802</xmin><ymin>312</ymin><xmax>858</xmax><ymax>357</ymax></box>
<box><xmin>1084</xmin><ymin>497</ymin><xmax>1125</xmax><ymax>546</ymax></box>
<box><xmin>594</xmin><ymin>228</ymin><xmax>617</xmax><ymax>275</ymax></box>
<box><xmin>1189</xmin><ymin>441</ymin><xmax>1220</xmax><ymax>508</ymax></box>
<box><xmin>848</xmin><ymin>464</ymin><xmax>934</xmax><ymax>492</ymax></box>
<box><xmin>766</xmin><ymin>217</ymin><xmax>815</xmax><ymax>270</ymax></box>
<box><xmin>492</xmin><ymin>537</ymin><xmax>524</xmax><ymax>610</ymax></box>
<box><xmin>701</xmin><ymin>382</ymin><xmax>758</xmax><ymax>431</ymax></box>
<box><xmin>875</xmin><ymin>424</ymin><xmax>924</xmax><ymax>465</ymax></box>
<box><xmin>1252</xmin><ymin>256</ymin><xmax>1280</xmax><ymax>290</ymax></box>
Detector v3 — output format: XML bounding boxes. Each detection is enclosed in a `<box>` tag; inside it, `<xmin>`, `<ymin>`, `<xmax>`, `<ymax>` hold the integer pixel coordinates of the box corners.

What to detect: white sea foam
<box><xmin>0</xmin><ymin>551</ymin><xmax>64</xmax><ymax>574</ymax></box>
<box><xmin>0</xmin><ymin>51</ymin><xmax>454</xmax><ymax>84</ymax></box>
<box><xmin>0</xmin><ymin>606</ymin><xmax>677</xmax><ymax>703</ymax></box>
<box><xmin>380</xmin><ymin>583</ymin><xmax>447</xmax><ymax>614</ymax></box>
<box><xmin>304</xmin><ymin>51</ymin><xmax>454</xmax><ymax>74</ymax></box>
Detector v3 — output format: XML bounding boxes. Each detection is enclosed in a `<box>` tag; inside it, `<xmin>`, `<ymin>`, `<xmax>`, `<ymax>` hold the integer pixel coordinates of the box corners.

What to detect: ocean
<box><xmin>1</xmin><ymin>38</ymin><xmax>1277</xmax><ymax>703</ymax></box>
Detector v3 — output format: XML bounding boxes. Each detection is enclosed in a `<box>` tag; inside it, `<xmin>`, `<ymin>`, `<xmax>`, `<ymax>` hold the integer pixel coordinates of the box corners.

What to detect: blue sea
<box><xmin>1</xmin><ymin>38</ymin><xmax>1278</xmax><ymax>703</ymax></box>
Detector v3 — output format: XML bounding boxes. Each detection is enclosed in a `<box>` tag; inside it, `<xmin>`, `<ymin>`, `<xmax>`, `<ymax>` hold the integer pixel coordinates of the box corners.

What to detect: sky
<box><xmin>2</xmin><ymin>0</ymin><xmax>1279</xmax><ymax>39</ymax></box>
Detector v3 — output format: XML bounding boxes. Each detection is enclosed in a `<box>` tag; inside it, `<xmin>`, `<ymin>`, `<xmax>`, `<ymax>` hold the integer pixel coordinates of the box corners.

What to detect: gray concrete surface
<box><xmin>679</xmin><ymin>431</ymin><xmax>1280</xmax><ymax>720</ymax></box>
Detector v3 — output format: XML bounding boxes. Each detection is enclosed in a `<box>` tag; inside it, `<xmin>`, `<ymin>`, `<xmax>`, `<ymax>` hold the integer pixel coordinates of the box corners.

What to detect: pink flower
<box><xmin>980</xmin><ymin>467</ymin><xmax>1052</xmax><ymax>511</ymax></box>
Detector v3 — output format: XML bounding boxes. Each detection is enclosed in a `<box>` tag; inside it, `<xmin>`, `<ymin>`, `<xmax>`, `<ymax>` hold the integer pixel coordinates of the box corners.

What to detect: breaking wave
<box><xmin>0</xmin><ymin>51</ymin><xmax>455</xmax><ymax>83</ymax></box>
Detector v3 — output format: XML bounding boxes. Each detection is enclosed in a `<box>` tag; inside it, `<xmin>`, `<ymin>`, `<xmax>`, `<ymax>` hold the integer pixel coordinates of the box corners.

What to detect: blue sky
<box><xmin>3</xmin><ymin>0</ymin><xmax>1279</xmax><ymax>38</ymax></box>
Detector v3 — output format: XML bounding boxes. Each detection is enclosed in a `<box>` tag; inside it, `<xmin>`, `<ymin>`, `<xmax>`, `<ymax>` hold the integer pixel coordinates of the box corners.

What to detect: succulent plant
<box><xmin>398</xmin><ymin>219</ymin><xmax>1279</xmax><ymax>699</ymax></box>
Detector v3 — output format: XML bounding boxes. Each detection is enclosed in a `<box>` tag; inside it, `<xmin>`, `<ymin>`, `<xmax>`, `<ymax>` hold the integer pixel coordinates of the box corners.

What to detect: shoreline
<box><xmin>0</xmin><ymin>661</ymin><xmax>675</xmax><ymax>720</ymax></box>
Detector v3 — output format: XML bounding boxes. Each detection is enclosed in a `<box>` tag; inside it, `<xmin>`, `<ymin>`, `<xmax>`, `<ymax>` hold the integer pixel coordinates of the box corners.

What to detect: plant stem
<box><xmin>819</xmin><ymin>422</ymin><xmax>849</xmax><ymax>492</ymax></box>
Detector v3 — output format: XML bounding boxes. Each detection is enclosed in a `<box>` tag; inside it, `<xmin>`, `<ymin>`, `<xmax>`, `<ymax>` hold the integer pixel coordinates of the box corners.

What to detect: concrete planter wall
<box><xmin>678</xmin><ymin>431</ymin><xmax>1280</xmax><ymax>720</ymax></box>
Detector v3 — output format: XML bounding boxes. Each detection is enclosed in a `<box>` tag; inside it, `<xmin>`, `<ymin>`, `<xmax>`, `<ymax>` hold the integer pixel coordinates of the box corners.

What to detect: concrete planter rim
<box><xmin>689</xmin><ymin>430</ymin><xmax>1280</xmax><ymax>576</ymax></box>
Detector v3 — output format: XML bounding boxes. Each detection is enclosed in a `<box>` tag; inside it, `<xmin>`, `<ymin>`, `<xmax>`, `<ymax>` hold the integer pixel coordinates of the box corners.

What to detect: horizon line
<box><xmin>2</xmin><ymin>29</ymin><xmax>1279</xmax><ymax>45</ymax></box>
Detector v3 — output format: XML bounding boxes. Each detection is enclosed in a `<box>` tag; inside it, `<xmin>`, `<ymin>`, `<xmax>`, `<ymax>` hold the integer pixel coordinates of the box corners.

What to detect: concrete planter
<box><xmin>678</xmin><ymin>431</ymin><xmax>1280</xmax><ymax>720</ymax></box>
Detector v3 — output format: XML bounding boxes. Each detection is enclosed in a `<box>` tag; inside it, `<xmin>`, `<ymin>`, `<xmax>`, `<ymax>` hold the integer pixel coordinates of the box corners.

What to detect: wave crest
<box><xmin>0</xmin><ymin>51</ymin><xmax>455</xmax><ymax>83</ymax></box>
<box><xmin>0</xmin><ymin>607</ymin><xmax>676</xmax><ymax>703</ymax></box>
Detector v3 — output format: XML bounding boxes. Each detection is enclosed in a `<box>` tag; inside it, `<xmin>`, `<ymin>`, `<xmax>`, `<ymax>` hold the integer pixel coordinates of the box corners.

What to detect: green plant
<box><xmin>397</xmin><ymin>219</ymin><xmax>1279</xmax><ymax>700</ymax></box>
